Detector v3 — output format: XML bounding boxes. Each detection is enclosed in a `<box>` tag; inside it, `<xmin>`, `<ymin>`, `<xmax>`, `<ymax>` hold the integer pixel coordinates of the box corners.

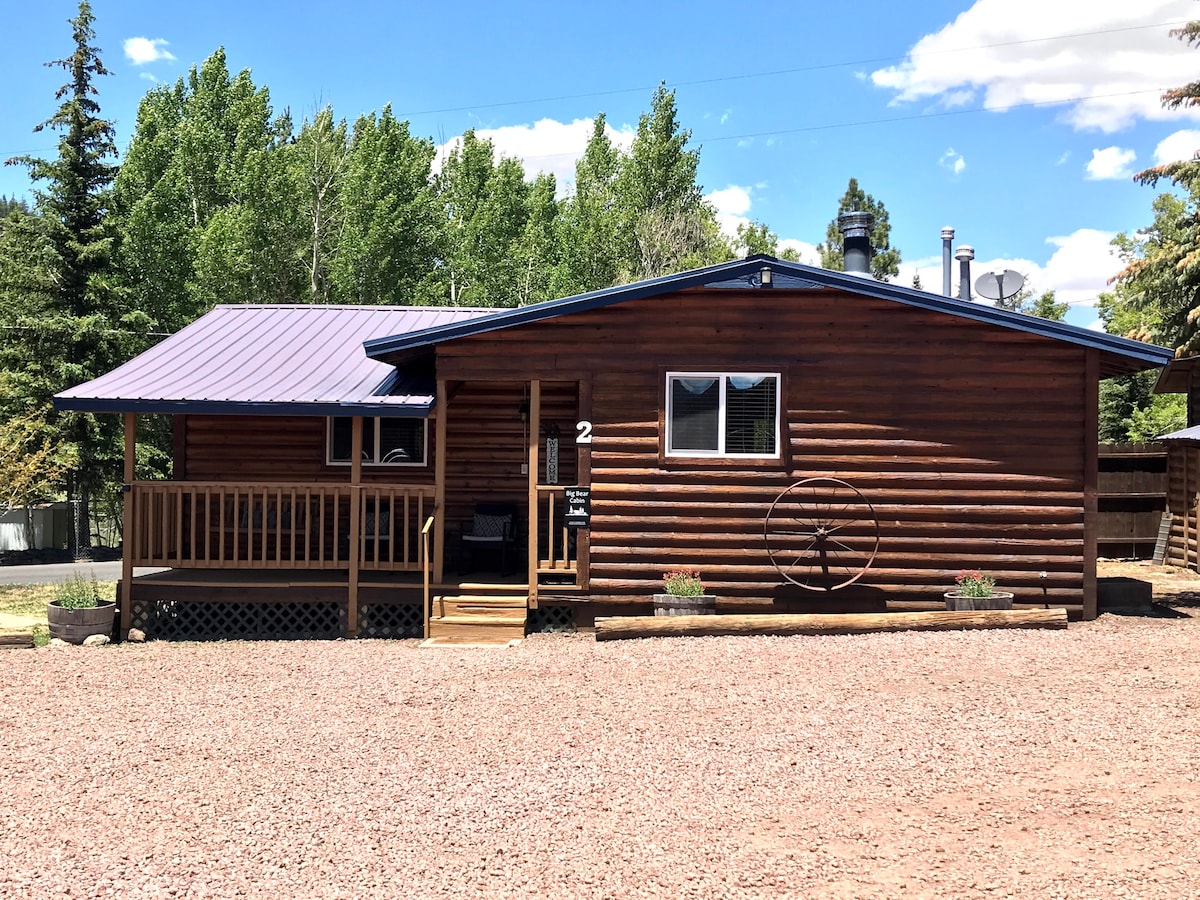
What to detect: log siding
<box><xmin>437</xmin><ymin>287</ymin><xmax>1090</xmax><ymax>610</ymax></box>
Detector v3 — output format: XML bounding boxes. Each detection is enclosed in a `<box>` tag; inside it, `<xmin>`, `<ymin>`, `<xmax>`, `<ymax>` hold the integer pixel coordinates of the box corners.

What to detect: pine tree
<box><xmin>0</xmin><ymin>1</ymin><xmax>125</xmax><ymax>557</ymax></box>
<box><xmin>817</xmin><ymin>178</ymin><xmax>902</xmax><ymax>282</ymax></box>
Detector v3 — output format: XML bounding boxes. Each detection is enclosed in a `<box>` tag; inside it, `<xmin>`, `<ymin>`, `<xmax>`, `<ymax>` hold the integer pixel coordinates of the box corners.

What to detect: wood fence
<box><xmin>1097</xmin><ymin>443</ymin><xmax>1167</xmax><ymax>559</ymax></box>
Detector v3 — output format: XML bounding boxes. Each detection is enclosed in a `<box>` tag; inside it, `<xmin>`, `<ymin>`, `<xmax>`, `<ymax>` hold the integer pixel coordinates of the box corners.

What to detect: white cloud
<box><xmin>705</xmin><ymin>185</ymin><xmax>754</xmax><ymax>238</ymax></box>
<box><xmin>898</xmin><ymin>228</ymin><xmax>1119</xmax><ymax>308</ymax></box>
<box><xmin>138</xmin><ymin>72</ymin><xmax>158</xmax><ymax>83</ymax></box>
<box><xmin>707</xmin><ymin>185</ymin><xmax>752</xmax><ymax>216</ymax></box>
<box><xmin>871</xmin><ymin>1</ymin><xmax>1200</xmax><ymax>132</ymax></box>
<box><xmin>432</xmin><ymin>118</ymin><xmax>635</xmax><ymax>194</ymax></box>
<box><xmin>939</xmin><ymin>148</ymin><xmax>966</xmax><ymax>174</ymax></box>
<box><xmin>1085</xmin><ymin>146</ymin><xmax>1137</xmax><ymax>179</ymax></box>
<box><xmin>778</xmin><ymin>238</ymin><xmax>821</xmax><ymax>266</ymax></box>
<box><xmin>1154</xmin><ymin>128</ymin><xmax>1200</xmax><ymax>163</ymax></box>
<box><xmin>123</xmin><ymin>37</ymin><xmax>175</xmax><ymax>66</ymax></box>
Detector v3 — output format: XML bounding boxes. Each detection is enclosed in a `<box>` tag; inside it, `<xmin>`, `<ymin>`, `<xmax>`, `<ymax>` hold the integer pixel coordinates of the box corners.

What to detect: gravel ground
<box><xmin>4</xmin><ymin>616</ymin><xmax>1200</xmax><ymax>899</ymax></box>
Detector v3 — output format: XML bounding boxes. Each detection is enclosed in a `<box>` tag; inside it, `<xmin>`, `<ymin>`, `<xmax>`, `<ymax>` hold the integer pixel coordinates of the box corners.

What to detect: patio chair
<box><xmin>458</xmin><ymin>502</ymin><xmax>519</xmax><ymax>575</ymax></box>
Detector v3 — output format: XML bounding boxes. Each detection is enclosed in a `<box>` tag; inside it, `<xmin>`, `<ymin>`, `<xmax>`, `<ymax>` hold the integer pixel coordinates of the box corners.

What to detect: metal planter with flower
<box><xmin>945</xmin><ymin>569</ymin><xmax>1014</xmax><ymax>611</ymax></box>
<box><xmin>653</xmin><ymin>569</ymin><xmax>717</xmax><ymax>616</ymax></box>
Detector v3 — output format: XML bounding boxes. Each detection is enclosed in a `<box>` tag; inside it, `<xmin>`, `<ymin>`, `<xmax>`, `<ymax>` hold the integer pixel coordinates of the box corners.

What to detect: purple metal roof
<box><xmin>55</xmin><ymin>305</ymin><xmax>497</xmax><ymax>416</ymax></box>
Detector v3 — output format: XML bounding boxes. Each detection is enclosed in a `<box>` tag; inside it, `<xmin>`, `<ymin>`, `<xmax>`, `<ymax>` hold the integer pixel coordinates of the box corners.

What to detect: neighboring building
<box><xmin>56</xmin><ymin>254</ymin><xmax>1171</xmax><ymax>641</ymax></box>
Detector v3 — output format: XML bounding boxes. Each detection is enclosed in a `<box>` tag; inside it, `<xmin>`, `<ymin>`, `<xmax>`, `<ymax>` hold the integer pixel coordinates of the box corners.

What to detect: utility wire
<box><xmin>393</xmin><ymin>19</ymin><xmax>1190</xmax><ymax>118</ymax></box>
<box><xmin>0</xmin><ymin>17</ymin><xmax>1186</xmax><ymax>157</ymax></box>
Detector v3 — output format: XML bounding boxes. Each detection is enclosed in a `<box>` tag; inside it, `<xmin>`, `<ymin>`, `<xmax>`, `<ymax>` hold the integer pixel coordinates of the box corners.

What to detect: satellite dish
<box><xmin>975</xmin><ymin>269</ymin><xmax>1025</xmax><ymax>302</ymax></box>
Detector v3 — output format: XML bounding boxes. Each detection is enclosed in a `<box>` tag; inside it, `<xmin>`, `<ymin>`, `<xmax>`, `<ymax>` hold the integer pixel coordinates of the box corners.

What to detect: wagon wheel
<box><xmin>764</xmin><ymin>477</ymin><xmax>880</xmax><ymax>591</ymax></box>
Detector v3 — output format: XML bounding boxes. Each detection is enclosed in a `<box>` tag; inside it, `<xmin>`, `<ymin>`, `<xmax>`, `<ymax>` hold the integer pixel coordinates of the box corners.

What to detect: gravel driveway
<box><xmin>3</xmin><ymin>616</ymin><xmax>1200</xmax><ymax>899</ymax></box>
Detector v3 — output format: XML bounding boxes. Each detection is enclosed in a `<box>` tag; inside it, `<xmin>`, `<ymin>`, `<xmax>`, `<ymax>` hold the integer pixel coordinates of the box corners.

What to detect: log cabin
<box><xmin>1153</xmin><ymin>356</ymin><xmax>1200</xmax><ymax>571</ymax></box>
<box><xmin>55</xmin><ymin>252</ymin><xmax>1172</xmax><ymax>642</ymax></box>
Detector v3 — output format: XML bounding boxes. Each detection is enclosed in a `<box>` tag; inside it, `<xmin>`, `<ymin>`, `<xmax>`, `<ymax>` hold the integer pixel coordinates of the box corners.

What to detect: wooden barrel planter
<box><xmin>47</xmin><ymin>601</ymin><xmax>117</xmax><ymax>644</ymax></box>
<box><xmin>944</xmin><ymin>591</ymin><xmax>1014</xmax><ymax>611</ymax></box>
<box><xmin>653</xmin><ymin>594</ymin><xmax>717</xmax><ymax>616</ymax></box>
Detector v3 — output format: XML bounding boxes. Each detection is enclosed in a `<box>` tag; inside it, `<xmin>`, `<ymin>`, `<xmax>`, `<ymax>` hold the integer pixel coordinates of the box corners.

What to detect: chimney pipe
<box><xmin>941</xmin><ymin>227</ymin><xmax>955</xmax><ymax>297</ymax></box>
<box><xmin>955</xmin><ymin>245</ymin><xmax>974</xmax><ymax>301</ymax></box>
<box><xmin>839</xmin><ymin>211</ymin><xmax>875</xmax><ymax>276</ymax></box>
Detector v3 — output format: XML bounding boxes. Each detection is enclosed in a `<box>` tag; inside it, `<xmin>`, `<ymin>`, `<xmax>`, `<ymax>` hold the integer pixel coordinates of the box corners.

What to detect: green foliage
<box><xmin>1097</xmin><ymin>370</ymin><xmax>1185</xmax><ymax>443</ymax></box>
<box><xmin>817</xmin><ymin>178</ymin><xmax>901</xmax><ymax>281</ymax></box>
<box><xmin>954</xmin><ymin>569</ymin><xmax>996</xmax><ymax>598</ymax></box>
<box><xmin>1103</xmin><ymin>21</ymin><xmax>1200</xmax><ymax>354</ymax></box>
<box><xmin>1127</xmin><ymin>393</ymin><xmax>1186</xmax><ymax>441</ymax></box>
<box><xmin>734</xmin><ymin>221</ymin><xmax>779</xmax><ymax>257</ymax></box>
<box><xmin>0</xmin><ymin>196</ymin><xmax>29</xmax><ymax>219</ymax></box>
<box><xmin>662</xmin><ymin>569</ymin><xmax>704</xmax><ymax>597</ymax></box>
<box><xmin>0</xmin><ymin>1</ymin><xmax>124</xmax><ymax>554</ymax></box>
<box><xmin>994</xmin><ymin>282</ymin><xmax>1068</xmax><ymax>321</ymax></box>
<box><xmin>53</xmin><ymin>573</ymin><xmax>102</xmax><ymax>610</ymax></box>
<box><xmin>331</xmin><ymin>105</ymin><xmax>440</xmax><ymax>305</ymax></box>
<box><xmin>113</xmin><ymin>49</ymin><xmax>299</xmax><ymax>331</ymax></box>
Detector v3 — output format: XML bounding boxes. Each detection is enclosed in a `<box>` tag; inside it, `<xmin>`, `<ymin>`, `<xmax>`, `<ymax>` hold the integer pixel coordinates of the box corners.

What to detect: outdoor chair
<box><xmin>458</xmin><ymin>502</ymin><xmax>518</xmax><ymax>575</ymax></box>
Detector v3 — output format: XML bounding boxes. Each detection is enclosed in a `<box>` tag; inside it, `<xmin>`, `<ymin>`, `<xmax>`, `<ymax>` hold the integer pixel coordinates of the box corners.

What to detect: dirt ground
<box><xmin>4</xmin><ymin>596</ymin><xmax>1200</xmax><ymax>899</ymax></box>
<box><xmin>1098</xmin><ymin>558</ymin><xmax>1200</xmax><ymax>612</ymax></box>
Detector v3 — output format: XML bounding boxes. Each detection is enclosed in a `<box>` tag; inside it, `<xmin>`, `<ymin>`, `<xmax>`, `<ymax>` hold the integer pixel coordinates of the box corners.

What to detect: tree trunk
<box><xmin>594</xmin><ymin>608</ymin><xmax>1068</xmax><ymax>641</ymax></box>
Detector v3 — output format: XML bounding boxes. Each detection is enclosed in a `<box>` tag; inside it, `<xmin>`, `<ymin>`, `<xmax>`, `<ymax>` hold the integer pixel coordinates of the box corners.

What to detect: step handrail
<box><xmin>421</xmin><ymin>514</ymin><xmax>435</xmax><ymax>640</ymax></box>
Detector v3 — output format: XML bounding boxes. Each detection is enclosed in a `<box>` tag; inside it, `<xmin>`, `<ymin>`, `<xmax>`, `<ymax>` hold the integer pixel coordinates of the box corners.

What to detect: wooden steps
<box><xmin>426</xmin><ymin>593</ymin><xmax>528</xmax><ymax>646</ymax></box>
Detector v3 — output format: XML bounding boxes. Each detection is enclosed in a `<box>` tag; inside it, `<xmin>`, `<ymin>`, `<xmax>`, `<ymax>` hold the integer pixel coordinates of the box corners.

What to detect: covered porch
<box><xmin>116</xmin><ymin>375</ymin><xmax>587</xmax><ymax>640</ymax></box>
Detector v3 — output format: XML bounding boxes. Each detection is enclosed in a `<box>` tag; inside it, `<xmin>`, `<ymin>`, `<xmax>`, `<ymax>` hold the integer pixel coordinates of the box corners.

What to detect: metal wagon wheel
<box><xmin>764</xmin><ymin>477</ymin><xmax>880</xmax><ymax>592</ymax></box>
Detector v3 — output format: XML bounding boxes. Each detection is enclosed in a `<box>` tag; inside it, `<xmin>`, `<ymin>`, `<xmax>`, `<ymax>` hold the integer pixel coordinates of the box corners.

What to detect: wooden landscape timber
<box><xmin>593</xmin><ymin>607</ymin><xmax>1069</xmax><ymax>641</ymax></box>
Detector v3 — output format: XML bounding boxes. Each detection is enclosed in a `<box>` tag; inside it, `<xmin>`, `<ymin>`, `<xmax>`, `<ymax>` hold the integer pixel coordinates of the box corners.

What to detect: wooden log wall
<box><xmin>436</xmin><ymin>287</ymin><xmax>1092</xmax><ymax>611</ymax></box>
<box><xmin>1165</xmin><ymin>443</ymin><xmax>1200</xmax><ymax>570</ymax></box>
<box><xmin>442</xmin><ymin>381</ymin><xmax>577</xmax><ymax>543</ymax></box>
<box><xmin>179</xmin><ymin>414</ymin><xmax>435</xmax><ymax>486</ymax></box>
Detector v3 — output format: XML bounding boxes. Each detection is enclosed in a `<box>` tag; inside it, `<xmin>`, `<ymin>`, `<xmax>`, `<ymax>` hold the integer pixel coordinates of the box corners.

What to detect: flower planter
<box><xmin>944</xmin><ymin>591</ymin><xmax>1014</xmax><ymax>611</ymax></box>
<box><xmin>47</xmin><ymin>600</ymin><xmax>117</xmax><ymax>644</ymax></box>
<box><xmin>653</xmin><ymin>594</ymin><xmax>717</xmax><ymax>616</ymax></box>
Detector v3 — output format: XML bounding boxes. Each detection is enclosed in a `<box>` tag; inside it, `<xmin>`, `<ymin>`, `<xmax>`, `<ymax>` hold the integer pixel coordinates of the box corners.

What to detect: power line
<box><xmin>508</xmin><ymin>88</ymin><xmax>1168</xmax><ymax>162</ymax></box>
<box><xmin>394</xmin><ymin>19</ymin><xmax>1190</xmax><ymax>118</ymax></box>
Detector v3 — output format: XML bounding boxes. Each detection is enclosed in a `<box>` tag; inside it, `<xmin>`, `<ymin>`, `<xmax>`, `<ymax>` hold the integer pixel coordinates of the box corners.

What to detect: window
<box><xmin>327</xmin><ymin>417</ymin><xmax>427</xmax><ymax>467</ymax></box>
<box><xmin>666</xmin><ymin>373</ymin><xmax>779</xmax><ymax>458</ymax></box>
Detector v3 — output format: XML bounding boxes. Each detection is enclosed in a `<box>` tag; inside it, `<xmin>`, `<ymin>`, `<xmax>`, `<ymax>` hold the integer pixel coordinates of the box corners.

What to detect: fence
<box><xmin>1097</xmin><ymin>442</ymin><xmax>1167</xmax><ymax>559</ymax></box>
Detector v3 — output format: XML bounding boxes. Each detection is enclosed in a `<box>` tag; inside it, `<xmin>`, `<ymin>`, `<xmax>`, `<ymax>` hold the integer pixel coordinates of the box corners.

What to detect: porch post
<box><xmin>527</xmin><ymin>379</ymin><xmax>541</xmax><ymax>608</ymax></box>
<box><xmin>433</xmin><ymin>379</ymin><xmax>447</xmax><ymax>586</ymax></box>
<box><xmin>347</xmin><ymin>416</ymin><xmax>363</xmax><ymax>637</ymax></box>
<box><xmin>1083</xmin><ymin>349</ymin><xmax>1099</xmax><ymax>620</ymax></box>
<box><xmin>120</xmin><ymin>412</ymin><xmax>135</xmax><ymax>637</ymax></box>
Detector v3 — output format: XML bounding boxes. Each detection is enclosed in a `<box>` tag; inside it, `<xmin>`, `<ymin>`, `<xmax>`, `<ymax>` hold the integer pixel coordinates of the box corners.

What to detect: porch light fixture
<box><xmin>760</xmin><ymin>266</ymin><xmax>772</xmax><ymax>287</ymax></box>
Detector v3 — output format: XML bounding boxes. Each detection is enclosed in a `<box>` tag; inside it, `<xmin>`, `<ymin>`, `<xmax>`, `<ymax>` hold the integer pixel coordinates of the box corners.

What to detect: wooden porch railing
<box><xmin>535</xmin><ymin>485</ymin><xmax>578</xmax><ymax>581</ymax></box>
<box><xmin>129</xmin><ymin>481</ymin><xmax>434</xmax><ymax>571</ymax></box>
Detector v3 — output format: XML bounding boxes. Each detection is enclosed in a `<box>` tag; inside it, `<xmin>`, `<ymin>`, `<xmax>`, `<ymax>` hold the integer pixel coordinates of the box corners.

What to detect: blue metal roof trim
<box><xmin>362</xmin><ymin>255</ymin><xmax>1173</xmax><ymax>369</ymax></box>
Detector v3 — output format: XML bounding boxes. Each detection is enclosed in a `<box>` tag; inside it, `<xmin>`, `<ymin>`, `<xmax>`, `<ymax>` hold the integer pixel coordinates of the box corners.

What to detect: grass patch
<box><xmin>0</xmin><ymin>581</ymin><xmax>117</xmax><ymax>619</ymax></box>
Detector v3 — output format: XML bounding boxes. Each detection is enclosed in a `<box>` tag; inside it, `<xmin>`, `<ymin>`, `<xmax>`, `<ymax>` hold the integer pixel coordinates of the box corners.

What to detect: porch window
<box><xmin>665</xmin><ymin>373</ymin><xmax>779</xmax><ymax>458</ymax></box>
<box><xmin>327</xmin><ymin>417</ymin><xmax>427</xmax><ymax>467</ymax></box>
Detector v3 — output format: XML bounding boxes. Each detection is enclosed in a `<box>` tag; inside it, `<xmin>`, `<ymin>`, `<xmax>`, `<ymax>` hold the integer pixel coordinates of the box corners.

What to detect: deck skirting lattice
<box><xmin>129</xmin><ymin>598</ymin><xmax>344</xmax><ymax>641</ymax></box>
<box><xmin>358</xmin><ymin>602</ymin><xmax>424</xmax><ymax>639</ymax></box>
<box><xmin>527</xmin><ymin>605</ymin><xmax>575</xmax><ymax>634</ymax></box>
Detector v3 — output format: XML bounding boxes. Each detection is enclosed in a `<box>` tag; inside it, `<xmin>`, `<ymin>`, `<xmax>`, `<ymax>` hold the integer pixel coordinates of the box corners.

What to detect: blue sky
<box><xmin>3</xmin><ymin>0</ymin><xmax>1199</xmax><ymax>328</ymax></box>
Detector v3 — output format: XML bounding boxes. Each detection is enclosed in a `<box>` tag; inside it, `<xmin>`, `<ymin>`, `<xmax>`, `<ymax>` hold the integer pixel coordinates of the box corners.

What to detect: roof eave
<box><xmin>52</xmin><ymin>397</ymin><xmax>435</xmax><ymax>418</ymax></box>
<box><xmin>361</xmin><ymin>255</ymin><xmax>1174</xmax><ymax>371</ymax></box>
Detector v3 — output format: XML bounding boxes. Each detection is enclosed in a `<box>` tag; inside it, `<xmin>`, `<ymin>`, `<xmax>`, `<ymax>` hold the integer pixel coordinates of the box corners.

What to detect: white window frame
<box><xmin>326</xmin><ymin>416</ymin><xmax>428</xmax><ymax>468</ymax></box>
<box><xmin>665</xmin><ymin>371</ymin><xmax>781</xmax><ymax>459</ymax></box>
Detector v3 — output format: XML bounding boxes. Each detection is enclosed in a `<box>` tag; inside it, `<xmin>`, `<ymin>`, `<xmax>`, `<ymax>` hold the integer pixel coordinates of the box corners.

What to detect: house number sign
<box><xmin>575</xmin><ymin>421</ymin><xmax>592</xmax><ymax>444</ymax></box>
